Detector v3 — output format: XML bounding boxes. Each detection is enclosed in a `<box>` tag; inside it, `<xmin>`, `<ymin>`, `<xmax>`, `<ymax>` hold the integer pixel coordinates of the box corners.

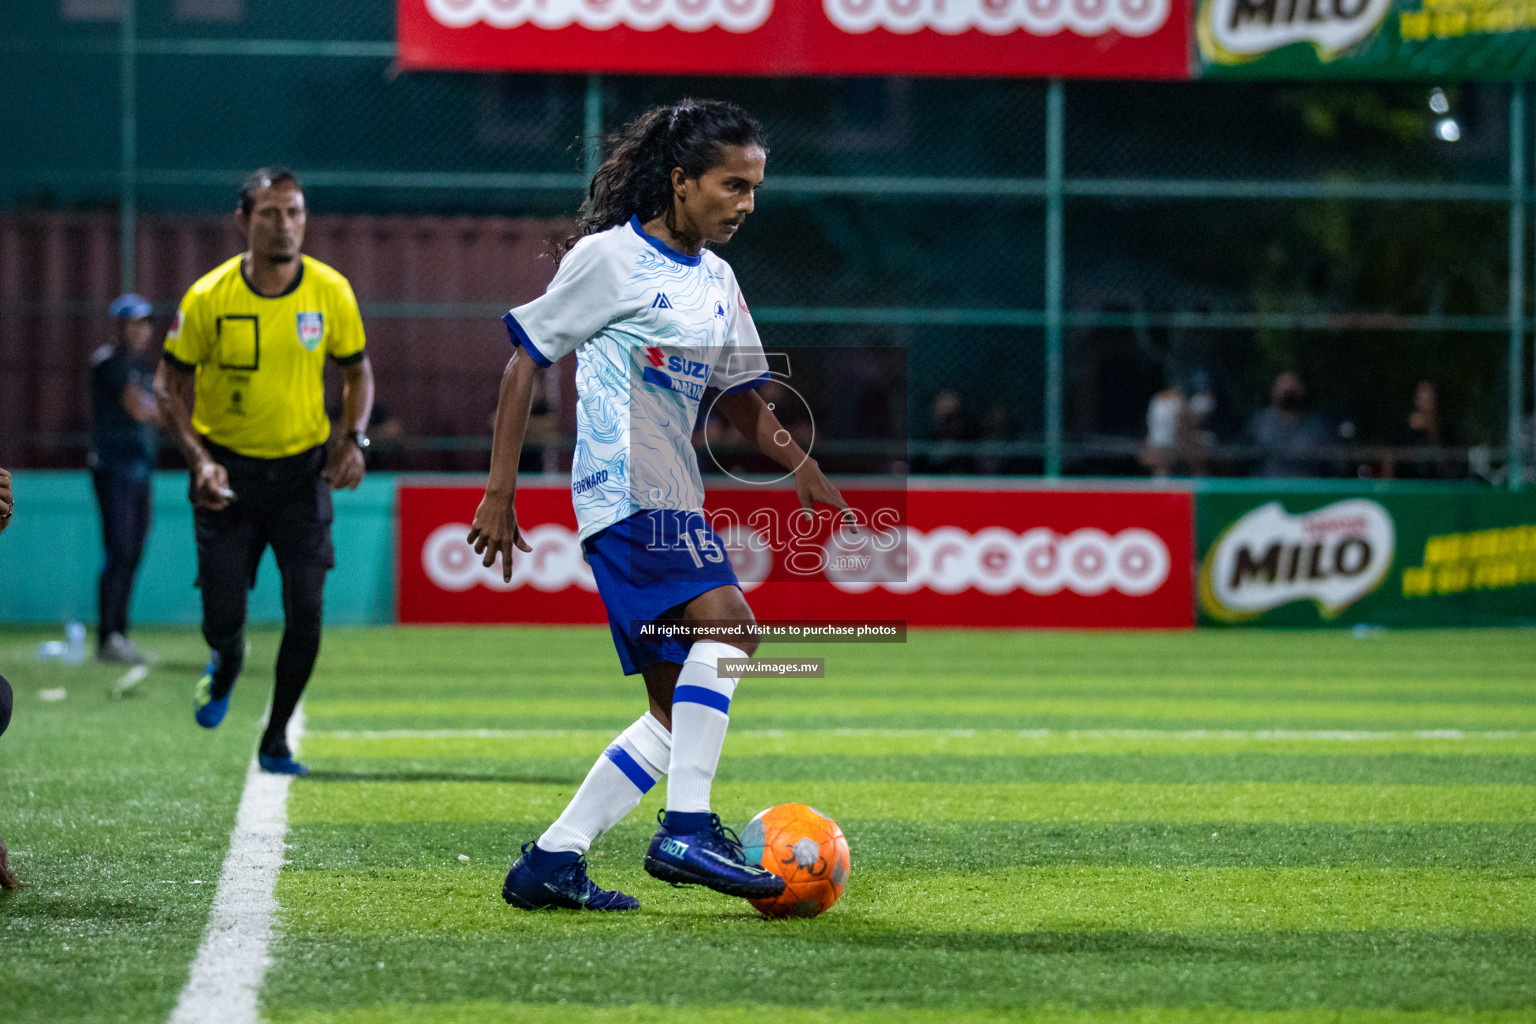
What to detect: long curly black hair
<box><xmin>556</xmin><ymin>98</ymin><xmax>767</xmax><ymax>262</ymax></box>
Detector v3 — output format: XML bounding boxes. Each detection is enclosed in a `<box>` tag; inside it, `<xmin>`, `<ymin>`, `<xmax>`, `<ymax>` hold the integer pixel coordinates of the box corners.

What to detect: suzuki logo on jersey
<box><xmin>296</xmin><ymin>312</ymin><xmax>323</xmax><ymax>351</ymax></box>
<box><xmin>667</xmin><ymin>355</ymin><xmax>709</xmax><ymax>379</ymax></box>
<box><xmin>651</xmin><ymin>292</ymin><xmax>673</xmax><ymax>310</ymax></box>
<box><xmin>640</xmin><ymin>350</ymin><xmax>710</xmax><ymax>401</ymax></box>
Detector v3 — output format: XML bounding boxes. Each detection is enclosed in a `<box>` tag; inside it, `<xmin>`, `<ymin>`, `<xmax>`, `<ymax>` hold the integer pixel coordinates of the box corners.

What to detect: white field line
<box><xmin>168</xmin><ymin>706</ymin><xmax>304</xmax><ymax>1024</ymax></box>
<box><xmin>305</xmin><ymin>727</ymin><xmax>1536</xmax><ymax>742</ymax></box>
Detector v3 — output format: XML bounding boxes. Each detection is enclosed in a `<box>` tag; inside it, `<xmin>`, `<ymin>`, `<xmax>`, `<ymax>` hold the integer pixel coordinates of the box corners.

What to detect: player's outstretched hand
<box><xmin>191</xmin><ymin>460</ymin><xmax>235</xmax><ymax>511</ymax></box>
<box><xmin>794</xmin><ymin>458</ymin><xmax>858</xmax><ymax>534</ymax></box>
<box><xmin>0</xmin><ymin>467</ymin><xmax>13</xmax><ymax>535</ymax></box>
<box><xmin>325</xmin><ymin>441</ymin><xmax>366</xmax><ymax>491</ymax></box>
<box><xmin>468</xmin><ymin>491</ymin><xmax>533</xmax><ymax>583</ymax></box>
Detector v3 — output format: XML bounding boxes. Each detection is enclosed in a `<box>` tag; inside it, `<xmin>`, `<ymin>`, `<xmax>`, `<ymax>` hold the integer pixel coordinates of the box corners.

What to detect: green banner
<box><xmin>1197</xmin><ymin>0</ymin><xmax>1536</xmax><ymax>78</ymax></box>
<box><xmin>1196</xmin><ymin>489</ymin><xmax>1536</xmax><ymax>626</ymax></box>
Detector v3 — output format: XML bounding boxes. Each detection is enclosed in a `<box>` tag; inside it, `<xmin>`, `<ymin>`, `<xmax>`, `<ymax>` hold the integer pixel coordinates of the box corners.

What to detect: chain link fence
<box><xmin>1</xmin><ymin>0</ymin><xmax>1531</xmax><ymax>485</ymax></box>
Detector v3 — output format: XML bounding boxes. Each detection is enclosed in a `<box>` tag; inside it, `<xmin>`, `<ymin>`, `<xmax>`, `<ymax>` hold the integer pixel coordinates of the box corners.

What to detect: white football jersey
<box><xmin>503</xmin><ymin>216</ymin><xmax>770</xmax><ymax>542</ymax></box>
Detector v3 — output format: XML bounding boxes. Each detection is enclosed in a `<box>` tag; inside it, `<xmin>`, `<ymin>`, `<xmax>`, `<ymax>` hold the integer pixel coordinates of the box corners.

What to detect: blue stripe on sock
<box><xmin>673</xmin><ymin>684</ymin><xmax>731</xmax><ymax>715</ymax></box>
<box><xmin>604</xmin><ymin>744</ymin><xmax>656</xmax><ymax>793</ymax></box>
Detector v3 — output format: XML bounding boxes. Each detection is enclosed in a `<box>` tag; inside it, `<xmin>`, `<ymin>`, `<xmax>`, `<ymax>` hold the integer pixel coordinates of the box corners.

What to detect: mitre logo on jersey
<box><xmin>296</xmin><ymin>312</ymin><xmax>324</xmax><ymax>351</ymax></box>
<box><xmin>1200</xmin><ymin>499</ymin><xmax>1395</xmax><ymax>621</ymax></box>
<box><xmin>424</xmin><ymin>0</ymin><xmax>774</xmax><ymax>32</ymax></box>
<box><xmin>1198</xmin><ymin>0</ymin><xmax>1390</xmax><ymax>63</ymax></box>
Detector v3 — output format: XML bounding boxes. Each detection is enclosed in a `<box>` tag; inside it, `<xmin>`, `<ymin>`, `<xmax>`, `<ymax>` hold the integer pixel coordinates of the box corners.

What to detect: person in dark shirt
<box><xmin>1246</xmin><ymin>372</ymin><xmax>1332</xmax><ymax>478</ymax></box>
<box><xmin>90</xmin><ymin>294</ymin><xmax>160</xmax><ymax>665</ymax></box>
<box><xmin>1383</xmin><ymin>380</ymin><xmax>1456</xmax><ymax>480</ymax></box>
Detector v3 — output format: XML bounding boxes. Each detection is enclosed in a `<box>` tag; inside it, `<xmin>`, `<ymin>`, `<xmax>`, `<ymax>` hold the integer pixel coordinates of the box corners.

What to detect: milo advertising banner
<box><xmin>1197</xmin><ymin>489</ymin><xmax>1536</xmax><ymax>626</ymax></box>
<box><xmin>1197</xmin><ymin>0</ymin><xmax>1536</xmax><ymax>78</ymax></box>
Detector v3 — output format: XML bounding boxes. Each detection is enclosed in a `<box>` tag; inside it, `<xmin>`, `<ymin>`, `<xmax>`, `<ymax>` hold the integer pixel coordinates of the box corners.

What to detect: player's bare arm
<box><xmin>468</xmin><ymin>347</ymin><xmax>539</xmax><ymax>581</ymax></box>
<box><xmin>0</xmin><ymin>466</ymin><xmax>13</xmax><ymax>535</ymax></box>
<box><xmin>324</xmin><ymin>354</ymin><xmax>375</xmax><ymax>491</ymax></box>
<box><xmin>153</xmin><ymin>360</ymin><xmax>233</xmax><ymax>511</ymax></box>
<box><xmin>713</xmin><ymin>388</ymin><xmax>856</xmax><ymax>530</ymax></box>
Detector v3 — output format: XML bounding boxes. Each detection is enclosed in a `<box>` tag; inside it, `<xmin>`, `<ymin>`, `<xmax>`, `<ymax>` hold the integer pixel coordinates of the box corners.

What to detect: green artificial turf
<box><xmin>3</xmin><ymin>626</ymin><xmax>1535</xmax><ymax>1023</ymax></box>
<box><xmin>0</xmin><ymin>627</ymin><xmax>269</xmax><ymax>1024</ymax></box>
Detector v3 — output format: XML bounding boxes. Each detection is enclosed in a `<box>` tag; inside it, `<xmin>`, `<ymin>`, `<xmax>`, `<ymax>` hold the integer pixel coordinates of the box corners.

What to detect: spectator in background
<box><xmin>1140</xmin><ymin>384</ymin><xmax>1184</xmax><ymax>478</ymax></box>
<box><xmin>1140</xmin><ymin>372</ymin><xmax>1215</xmax><ymax>478</ymax></box>
<box><xmin>1185</xmin><ymin>370</ymin><xmax>1217</xmax><ymax>474</ymax></box>
<box><xmin>915</xmin><ymin>388</ymin><xmax>977</xmax><ymax>474</ymax></box>
<box><xmin>1247</xmin><ymin>371</ymin><xmax>1331</xmax><ymax>478</ymax></box>
<box><xmin>976</xmin><ymin>401</ymin><xmax>1021</xmax><ymax>475</ymax></box>
<box><xmin>1383</xmin><ymin>380</ymin><xmax>1454</xmax><ymax>480</ymax></box>
<box><xmin>89</xmin><ymin>294</ymin><xmax>160</xmax><ymax>666</ymax></box>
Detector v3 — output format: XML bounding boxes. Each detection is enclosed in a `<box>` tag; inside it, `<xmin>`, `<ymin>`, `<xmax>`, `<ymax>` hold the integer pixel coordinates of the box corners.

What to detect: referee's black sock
<box><xmin>260</xmin><ymin>565</ymin><xmax>326</xmax><ymax>757</ymax></box>
<box><xmin>261</xmin><ymin>627</ymin><xmax>320</xmax><ymax>756</ymax></box>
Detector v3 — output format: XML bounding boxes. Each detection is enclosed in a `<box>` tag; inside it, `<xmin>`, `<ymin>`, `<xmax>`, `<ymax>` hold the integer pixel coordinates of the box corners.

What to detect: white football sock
<box><xmin>666</xmin><ymin>640</ymin><xmax>744</xmax><ymax>815</ymax></box>
<box><xmin>538</xmin><ymin>712</ymin><xmax>671</xmax><ymax>854</ymax></box>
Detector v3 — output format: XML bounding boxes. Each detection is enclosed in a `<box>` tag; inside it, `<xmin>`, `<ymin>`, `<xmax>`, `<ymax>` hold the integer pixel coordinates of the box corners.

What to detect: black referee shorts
<box><xmin>194</xmin><ymin>440</ymin><xmax>335</xmax><ymax>592</ymax></box>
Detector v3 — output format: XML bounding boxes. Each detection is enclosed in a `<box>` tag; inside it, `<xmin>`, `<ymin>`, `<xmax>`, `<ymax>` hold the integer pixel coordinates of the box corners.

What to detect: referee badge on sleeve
<box><xmin>297</xmin><ymin>312</ymin><xmax>324</xmax><ymax>351</ymax></box>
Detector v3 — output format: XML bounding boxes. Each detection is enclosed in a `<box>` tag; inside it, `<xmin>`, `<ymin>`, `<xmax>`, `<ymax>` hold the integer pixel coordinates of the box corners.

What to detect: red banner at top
<box><xmin>397</xmin><ymin>0</ymin><xmax>1191</xmax><ymax>78</ymax></box>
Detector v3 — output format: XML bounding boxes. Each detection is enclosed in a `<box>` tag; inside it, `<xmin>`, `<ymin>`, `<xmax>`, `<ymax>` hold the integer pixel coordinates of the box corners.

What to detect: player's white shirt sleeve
<box><xmin>501</xmin><ymin>234</ymin><xmax>638</xmax><ymax>367</ymax></box>
<box><xmin>709</xmin><ymin>259</ymin><xmax>771</xmax><ymax>394</ymax></box>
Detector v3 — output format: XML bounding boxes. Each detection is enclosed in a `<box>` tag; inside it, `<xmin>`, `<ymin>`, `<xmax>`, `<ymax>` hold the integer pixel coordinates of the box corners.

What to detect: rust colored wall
<box><xmin>0</xmin><ymin>212</ymin><xmax>573</xmax><ymax>469</ymax></box>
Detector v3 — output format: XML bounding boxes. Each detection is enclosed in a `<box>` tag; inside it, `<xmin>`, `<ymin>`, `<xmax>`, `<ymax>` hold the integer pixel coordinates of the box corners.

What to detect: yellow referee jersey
<box><xmin>164</xmin><ymin>254</ymin><xmax>366</xmax><ymax>459</ymax></box>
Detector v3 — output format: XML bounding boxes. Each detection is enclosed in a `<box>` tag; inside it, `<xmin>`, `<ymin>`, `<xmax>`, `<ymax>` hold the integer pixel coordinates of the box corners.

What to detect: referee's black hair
<box><xmin>558</xmin><ymin>99</ymin><xmax>766</xmax><ymax>262</ymax></box>
<box><xmin>239</xmin><ymin>166</ymin><xmax>304</xmax><ymax>216</ymax></box>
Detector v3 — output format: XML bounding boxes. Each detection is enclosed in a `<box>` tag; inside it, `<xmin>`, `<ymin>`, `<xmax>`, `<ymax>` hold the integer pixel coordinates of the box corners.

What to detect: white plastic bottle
<box><xmin>64</xmin><ymin>621</ymin><xmax>86</xmax><ymax>664</ymax></box>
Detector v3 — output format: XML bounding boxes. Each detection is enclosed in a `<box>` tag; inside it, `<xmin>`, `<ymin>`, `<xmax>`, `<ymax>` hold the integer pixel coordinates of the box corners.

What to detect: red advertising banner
<box><xmin>398</xmin><ymin>483</ymin><xmax>1194</xmax><ymax>628</ymax></box>
<box><xmin>397</xmin><ymin>0</ymin><xmax>1191</xmax><ymax>79</ymax></box>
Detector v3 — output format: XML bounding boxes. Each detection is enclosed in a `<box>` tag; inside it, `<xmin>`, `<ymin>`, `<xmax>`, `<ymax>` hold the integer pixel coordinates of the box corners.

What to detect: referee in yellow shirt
<box><xmin>154</xmin><ymin>167</ymin><xmax>374</xmax><ymax>775</ymax></box>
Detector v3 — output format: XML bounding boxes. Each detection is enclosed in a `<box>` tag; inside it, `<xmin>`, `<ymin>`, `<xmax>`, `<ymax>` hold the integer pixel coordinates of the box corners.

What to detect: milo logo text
<box><xmin>1199</xmin><ymin>0</ymin><xmax>1390</xmax><ymax>62</ymax></box>
<box><xmin>1201</xmin><ymin>499</ymin><xmax>1395</xmax><ymax>621</ymax></box>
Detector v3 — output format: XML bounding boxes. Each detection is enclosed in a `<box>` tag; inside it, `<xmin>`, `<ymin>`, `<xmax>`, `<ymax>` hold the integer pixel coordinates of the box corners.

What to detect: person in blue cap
<box><xmin>89</xmin><ymin>293</ymin><xmax>160</xmax><ymax>665</ymax></box>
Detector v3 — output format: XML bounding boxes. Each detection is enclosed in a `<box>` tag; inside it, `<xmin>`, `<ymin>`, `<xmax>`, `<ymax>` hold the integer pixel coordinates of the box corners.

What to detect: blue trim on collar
<box><xmin>501</xmin><ymin>311</ymin><xmax>553</xmax><ymax>367</ymax></box>
<box><xmin>629</xmin><ymin>215</ymin><xmax>702</xmax><ymax>267</ymax></box>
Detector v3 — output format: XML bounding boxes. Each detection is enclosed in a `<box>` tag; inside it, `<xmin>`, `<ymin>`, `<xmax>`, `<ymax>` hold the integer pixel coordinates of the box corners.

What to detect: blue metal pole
<box><xmin>1510</xmin><ymin>84</ymin><xmax>1526</xmax><ymax>491</ymax></box>
<box><xmin>1045</xmin><ymin>80</ymin><xmax>1064</xmax><ymax>479</ymax></box>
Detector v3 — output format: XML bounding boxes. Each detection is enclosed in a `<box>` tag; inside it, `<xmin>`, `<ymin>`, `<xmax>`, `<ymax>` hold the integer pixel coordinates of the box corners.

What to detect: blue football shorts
<box><xmin>582</xmin><ymin>508</ymin><xmax>742</xmax><ymax>675</ymax></box>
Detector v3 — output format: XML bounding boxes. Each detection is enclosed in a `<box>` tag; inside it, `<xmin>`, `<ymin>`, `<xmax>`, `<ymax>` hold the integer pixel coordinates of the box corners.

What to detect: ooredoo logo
<box><xmin>825</xmin><ymin>526</ymin><xmax>1172</xmax><ymax>597</ymax></box>
<box><xmin>423</xmin><ymin>519</ymin><xmax>1171</xmax><ymax>598</ymax></box>
<box><xmin>1199</xmin><ymin>499</ymin><xmax>1395</xmax><ymax>621</ymax></box>
<box><xmin>423</xmin><ymin>523</ymin><xmax>598</xmax><ymax>593</ymax></box>
<box><xmin>425</xmin><ymin>0</ymin><xmax>774</xmax><ymax>32</ymax></box>
<box><xmin>824</xmin><ymin>0</ymin><xmax>1172</xmax><ymax>38</ymax></box>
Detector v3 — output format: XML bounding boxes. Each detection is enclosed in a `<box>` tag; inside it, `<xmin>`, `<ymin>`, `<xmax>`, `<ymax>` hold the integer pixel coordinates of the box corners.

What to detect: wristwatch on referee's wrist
<box><xmin>345</xmin><ymin>429</ymin><xmax>371</xmax><ymax>450</ymax></box>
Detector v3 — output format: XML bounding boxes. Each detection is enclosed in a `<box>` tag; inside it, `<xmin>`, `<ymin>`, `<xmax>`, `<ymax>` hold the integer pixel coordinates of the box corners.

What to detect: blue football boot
<box><xmin>502</xmin><ymin>841</ymin><xmax>639</xmax><ymax>911</ymax></box>
<box><xmin>644</xmin><ymin>810</ymin><xmax>786</xmax><ymax>900</ymax></box>
<box><xmin>257</xmin><ymin>750</ymin><xmax>310</xmax><ymax>776</ymax></box>
<box><xmin>193</xmin><ymin>651</ymin><xmax>232</xmax><ymax>729</ymax></box>
<box><xmin>258</xmin><ymin>736</ymin><xmax>308</xmax><ymax>776</ymax></box>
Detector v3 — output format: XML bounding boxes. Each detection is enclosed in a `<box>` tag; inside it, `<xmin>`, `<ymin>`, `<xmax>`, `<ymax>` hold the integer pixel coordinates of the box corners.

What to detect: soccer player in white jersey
<box><xmin>469</xmin><ymin>99</ymin><xmax>855</xmax><ymax>911</ymax></box>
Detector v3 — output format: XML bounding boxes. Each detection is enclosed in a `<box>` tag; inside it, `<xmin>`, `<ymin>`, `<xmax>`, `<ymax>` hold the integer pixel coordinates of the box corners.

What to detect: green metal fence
<box><xmin>2</xmin><ymin>0</ymin><xmax>1532</xmax><ymax>485</ymax></box>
